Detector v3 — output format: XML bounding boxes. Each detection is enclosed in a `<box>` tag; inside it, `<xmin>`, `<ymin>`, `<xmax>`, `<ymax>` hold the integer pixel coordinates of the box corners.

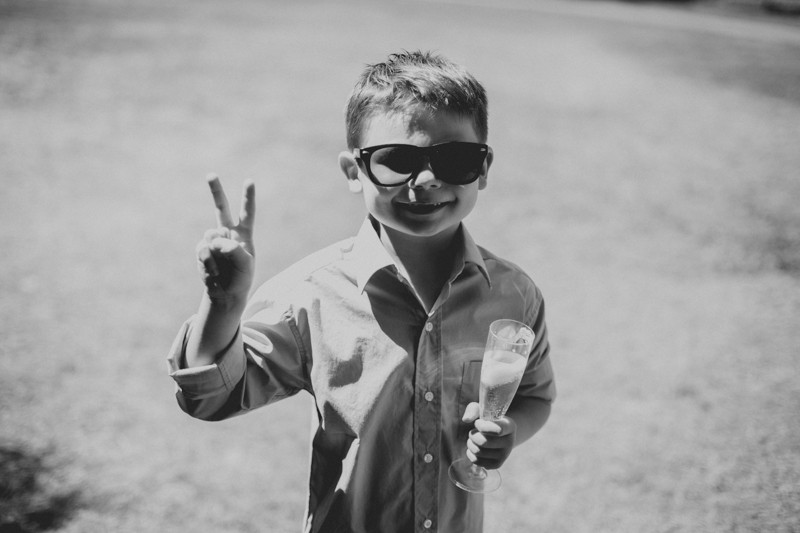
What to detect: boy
<box><xmin>168</xmin><ymin>51</ymin><xmax>555</xmax><ymax>533</ymax></box>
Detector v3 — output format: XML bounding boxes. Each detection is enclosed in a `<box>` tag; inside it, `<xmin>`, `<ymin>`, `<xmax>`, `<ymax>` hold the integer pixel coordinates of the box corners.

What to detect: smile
<box><xmin>397</xmin><ymin>202</ymin><xmax>451</xmax><ymax>215</ymax></box>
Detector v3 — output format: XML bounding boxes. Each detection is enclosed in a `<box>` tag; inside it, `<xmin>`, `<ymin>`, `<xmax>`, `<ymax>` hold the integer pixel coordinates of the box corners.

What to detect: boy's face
<box><xmin>339</xmin><ymin>108</ymin><xmax>491</xmax><ymax>244</ymax></box>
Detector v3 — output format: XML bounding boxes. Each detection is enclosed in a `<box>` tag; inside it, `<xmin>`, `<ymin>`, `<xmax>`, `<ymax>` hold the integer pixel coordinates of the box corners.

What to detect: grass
<box><xmin>1</xmin><ymin>0</ymin><xmax>799</xmax><ymax>531</ymax></box>
<box><xmin>0</xmin><ymin>444</ymin><xmax>82</xmax><ymax>532</ymax></box>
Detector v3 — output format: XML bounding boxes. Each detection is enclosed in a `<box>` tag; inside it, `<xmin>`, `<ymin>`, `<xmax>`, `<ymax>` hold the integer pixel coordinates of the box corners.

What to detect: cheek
<box><xmin>360</xmin><ymin>185</ymin><xmax>391</xmax><ymax>212</ymax></box>
<box><xmin>457</xmin><ymin>187</ymin><xmax>480</xmax><ymax>213</ymax></box>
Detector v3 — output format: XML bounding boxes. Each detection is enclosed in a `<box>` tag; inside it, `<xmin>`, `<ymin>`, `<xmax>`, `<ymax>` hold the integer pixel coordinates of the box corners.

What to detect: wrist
<box><xmin>185</xmin><ymin>293</ymin><xmax>247</xmax><ymax>368</ymax></box>
<box><xmin>202</xmin><ymin>290</ymin><xmax>248</xmax><ymax>314</ymax></box>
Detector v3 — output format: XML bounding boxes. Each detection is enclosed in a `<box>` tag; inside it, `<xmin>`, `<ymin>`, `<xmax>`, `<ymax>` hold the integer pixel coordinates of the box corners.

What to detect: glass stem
<box><xmin>470</xmin><ymin>463</ymin><xmax>487</xmax><ymax>480</ymax></box>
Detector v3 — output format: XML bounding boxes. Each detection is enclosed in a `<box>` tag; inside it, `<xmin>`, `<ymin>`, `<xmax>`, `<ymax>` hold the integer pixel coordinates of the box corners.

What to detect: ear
<box><xmin>339</xmin><ymin>151</ymin><xmax>363</xmax><ymax>194</ymax></box>
<box><xmin>478</xmin><ymin>147</ymin><xmax>493</xmax><ymax>191</ymax></box>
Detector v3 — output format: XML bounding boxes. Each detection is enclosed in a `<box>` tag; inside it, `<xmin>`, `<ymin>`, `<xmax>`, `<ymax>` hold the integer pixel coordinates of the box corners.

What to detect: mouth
<box><xmin>396</xmin><ymin>201</ymin><xmax>452</xmax><ymax>215</ymax></box>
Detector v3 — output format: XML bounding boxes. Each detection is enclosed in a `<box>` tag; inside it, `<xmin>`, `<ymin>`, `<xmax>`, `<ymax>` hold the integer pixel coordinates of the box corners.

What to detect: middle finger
<box><xmin>207</xmin><ymin>174</ymin><xmax>235</xmax><ymax>228</ymax></box>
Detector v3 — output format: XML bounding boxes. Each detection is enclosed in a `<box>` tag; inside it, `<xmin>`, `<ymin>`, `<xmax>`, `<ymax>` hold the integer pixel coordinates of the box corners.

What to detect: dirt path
<box><xmin>429</xmin><ymin>0</ymin><xmax>800</xmax><ymax>42</ymax></box>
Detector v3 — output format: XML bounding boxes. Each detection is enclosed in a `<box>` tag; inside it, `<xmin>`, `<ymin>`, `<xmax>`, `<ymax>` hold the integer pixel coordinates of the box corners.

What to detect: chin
<box><xmin>386</xmin><ymin>218</ymin><xmax>462</xmax><ymax>240</ymax></box>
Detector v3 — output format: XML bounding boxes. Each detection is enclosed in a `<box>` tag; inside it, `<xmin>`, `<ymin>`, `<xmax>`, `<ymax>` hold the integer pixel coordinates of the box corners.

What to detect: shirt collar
<box><xmin>351</xmin><ymin>217</ymin><xmax>491</xmax><ymax>293</ymax></box>
<box><xmin>459</xmin><ymin>225</ymin><xmax>492</xmax><ymax>288</ymax></box>
<box><xmin>352</xmin><ymin>217</ymin><xmax>396</xmax><ymax>293</ymax></box>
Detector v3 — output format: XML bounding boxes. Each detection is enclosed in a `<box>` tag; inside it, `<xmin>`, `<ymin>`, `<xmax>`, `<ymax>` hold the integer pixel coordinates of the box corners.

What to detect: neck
<box><xmin>379</xmin><ymin>224</ymin><xmax>459</xmax><ymax>267</ymax></box>
<box><xmin>377</xmin><ymin>222</ymin><xmax>462</xmax><ymax>312</ymax></box>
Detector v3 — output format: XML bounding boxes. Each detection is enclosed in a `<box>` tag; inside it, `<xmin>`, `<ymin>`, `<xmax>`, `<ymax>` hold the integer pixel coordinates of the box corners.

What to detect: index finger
<box><xmin>473</xmin><ymin>419</ymin><xmax>504</xmax><ymax>435</ymax></box>
<box><xmin>207</xmin><ymin>173</ymin><xmax>235</xmax><ymax>228</ymax></box>
<box><xmin>238</xmin><ymin>179</ymin><xmax>256</xmax><ymax>231</ymax></box>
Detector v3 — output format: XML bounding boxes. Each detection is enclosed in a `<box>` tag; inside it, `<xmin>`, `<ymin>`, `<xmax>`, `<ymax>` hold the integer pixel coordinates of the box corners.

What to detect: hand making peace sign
<box><xmin>196</xmin><ymin>174</ymin><xmax>256</xmax><ymax>301</ymax></box>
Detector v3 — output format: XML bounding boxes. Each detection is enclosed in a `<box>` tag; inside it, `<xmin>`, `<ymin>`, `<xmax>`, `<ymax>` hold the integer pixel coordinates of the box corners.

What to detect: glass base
<box><xmin>448</xmin><ymin>458</ymin><xmax>502</xmax><ymax>493</ymax></box>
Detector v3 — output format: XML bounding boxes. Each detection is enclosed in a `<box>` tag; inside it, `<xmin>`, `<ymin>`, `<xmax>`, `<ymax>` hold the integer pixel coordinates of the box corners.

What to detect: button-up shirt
<box><xmin>168</xmin><ymin>217</ymin><xmax>555</xmax><ymax>533</ymax></box>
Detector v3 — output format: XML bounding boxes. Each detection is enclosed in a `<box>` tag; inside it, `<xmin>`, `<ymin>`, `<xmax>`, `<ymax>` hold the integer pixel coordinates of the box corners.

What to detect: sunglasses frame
<box><xmin>354</xmin><ymin>141</ymin><xmax>490</xmax><ymax>187</ymax></box>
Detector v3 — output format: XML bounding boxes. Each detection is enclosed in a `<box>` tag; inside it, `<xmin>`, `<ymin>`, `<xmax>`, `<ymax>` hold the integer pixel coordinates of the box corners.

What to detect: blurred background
<box><xmin>1</xmin><ymin>0</ymin><xmax>799</xmax><ymax>531</ymax></box>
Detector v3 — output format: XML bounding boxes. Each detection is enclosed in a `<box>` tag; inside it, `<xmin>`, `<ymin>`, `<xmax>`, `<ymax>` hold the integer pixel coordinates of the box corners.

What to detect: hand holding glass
<box><xmin>448</xmin><ymin>319</ymin><xmax>535</xmax><ymax>493</ymax></box>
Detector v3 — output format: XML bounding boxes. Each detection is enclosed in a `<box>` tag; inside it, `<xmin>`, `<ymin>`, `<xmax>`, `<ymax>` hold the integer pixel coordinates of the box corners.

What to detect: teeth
<box><xmin>399</xmin><ymin>201</ymin><xmax>447</xmax><ymax>212</ymax></box>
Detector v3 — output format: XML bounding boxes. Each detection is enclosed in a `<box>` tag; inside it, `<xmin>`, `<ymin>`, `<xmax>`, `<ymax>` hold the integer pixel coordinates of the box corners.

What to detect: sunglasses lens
<box><xmin>370</xmin><ymin>146</ymin><xmax>423</xmax><ymax>185</ymax></box>
<box><xmin>433</xmin><ymin>143</ymin><xmax>487</xmax><ymax>184</ymax></box>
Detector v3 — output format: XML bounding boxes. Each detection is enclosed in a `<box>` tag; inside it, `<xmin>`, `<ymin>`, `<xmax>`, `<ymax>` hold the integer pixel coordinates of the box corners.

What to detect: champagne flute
<box><xmin>448</xmin><ymin>319</ymin><xmax>535</xmax><ymax>493</ymax></box>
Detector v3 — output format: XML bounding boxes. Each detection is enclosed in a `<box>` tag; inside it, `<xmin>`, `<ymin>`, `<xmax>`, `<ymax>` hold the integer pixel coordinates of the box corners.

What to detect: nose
<box><xmin>408</xmin><ymin>162</ymin><xmax>441</xmax><ymax>190</ymax></box>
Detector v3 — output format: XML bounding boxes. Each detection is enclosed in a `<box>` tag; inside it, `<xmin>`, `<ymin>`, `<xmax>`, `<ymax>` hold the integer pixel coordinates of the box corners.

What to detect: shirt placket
<box><xmin>414</xmin><ymin>313</ymin><xmax>442</xmax><ymax>531</ymax></box>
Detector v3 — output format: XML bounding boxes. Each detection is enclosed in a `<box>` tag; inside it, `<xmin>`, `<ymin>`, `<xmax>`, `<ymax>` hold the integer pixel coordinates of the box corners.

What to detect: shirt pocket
<box><xmin>456</xmin><ymin>360</ymin><xmax>483</xmax><ymax>444</ymax></box>
<box><xmin>458</xmin><ymin>360</ymin><xmax>483</xmax><ymax>413</ymax></box>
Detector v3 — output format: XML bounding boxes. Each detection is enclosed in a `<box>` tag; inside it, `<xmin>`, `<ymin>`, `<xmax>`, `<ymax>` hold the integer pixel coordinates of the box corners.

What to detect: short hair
<box><xmin>344</xmin><ymin>50</ymin><xmax>488</xmax><ymax>149</ymax></box>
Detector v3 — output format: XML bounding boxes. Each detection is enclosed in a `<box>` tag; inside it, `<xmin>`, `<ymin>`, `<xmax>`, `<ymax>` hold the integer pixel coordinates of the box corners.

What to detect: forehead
<box><xmin>361</xmin><ymin>107</ymin><xmax>480</xmax><ymax>147</ymax></box>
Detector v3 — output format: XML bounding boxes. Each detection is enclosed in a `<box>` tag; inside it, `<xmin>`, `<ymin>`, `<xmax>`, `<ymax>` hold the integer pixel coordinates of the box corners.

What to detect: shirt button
<box><xmin>425</xmin><ymin>322</ymin><xmax>433</xmax><ymax>332</ymax></box>
<box><xmin>424</xmin><ymin>391</ymin><xmax>434</xmax><ymax>402</ymax></box>
<box><xmin>424</xmin><ymin>453</ymin><xmax>433</xmax><ymax>463</ymax></box>
<box><xmin>424</xmin><ymin>519</ymin><xmax>433</xmax><ymax>529</ymax></box>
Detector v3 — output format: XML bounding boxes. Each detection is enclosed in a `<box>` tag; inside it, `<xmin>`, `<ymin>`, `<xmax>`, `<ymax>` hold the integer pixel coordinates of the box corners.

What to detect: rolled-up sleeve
<box><xmin>516</xmin><ymin>292</ymin><xmax>556</xmax><ymax>404</ymax></box>
<box><xmin>168</xmin><ymin>319</ymin><xmax>247</xmax><ymax>399</ymax></box>
<box><xmin>167</xmin><ymin>302</ymin><xmax>311</xmax><ymax>421</ymax></box>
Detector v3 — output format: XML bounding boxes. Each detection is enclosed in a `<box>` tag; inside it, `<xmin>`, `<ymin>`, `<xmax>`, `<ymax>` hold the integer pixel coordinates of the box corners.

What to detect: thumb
<box><xmin>462</xmin><ymin>402</ymin><xmax>481</xmax><ymax>423</ymax></box>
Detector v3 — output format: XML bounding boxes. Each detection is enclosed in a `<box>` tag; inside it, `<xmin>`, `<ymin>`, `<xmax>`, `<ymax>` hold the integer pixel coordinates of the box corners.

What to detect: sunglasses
<box><xmin>354</xmin><ymin>141</ymin><xmax>490</xmax><ymax>187</ymax></box>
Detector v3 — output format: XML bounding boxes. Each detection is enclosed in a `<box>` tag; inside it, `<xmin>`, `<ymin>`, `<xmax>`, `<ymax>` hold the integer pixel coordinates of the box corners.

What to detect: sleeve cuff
<box><xmin>166</xmin><ymin>317</ymin><xmax>247</xmax><ymax>400</ymax></box>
